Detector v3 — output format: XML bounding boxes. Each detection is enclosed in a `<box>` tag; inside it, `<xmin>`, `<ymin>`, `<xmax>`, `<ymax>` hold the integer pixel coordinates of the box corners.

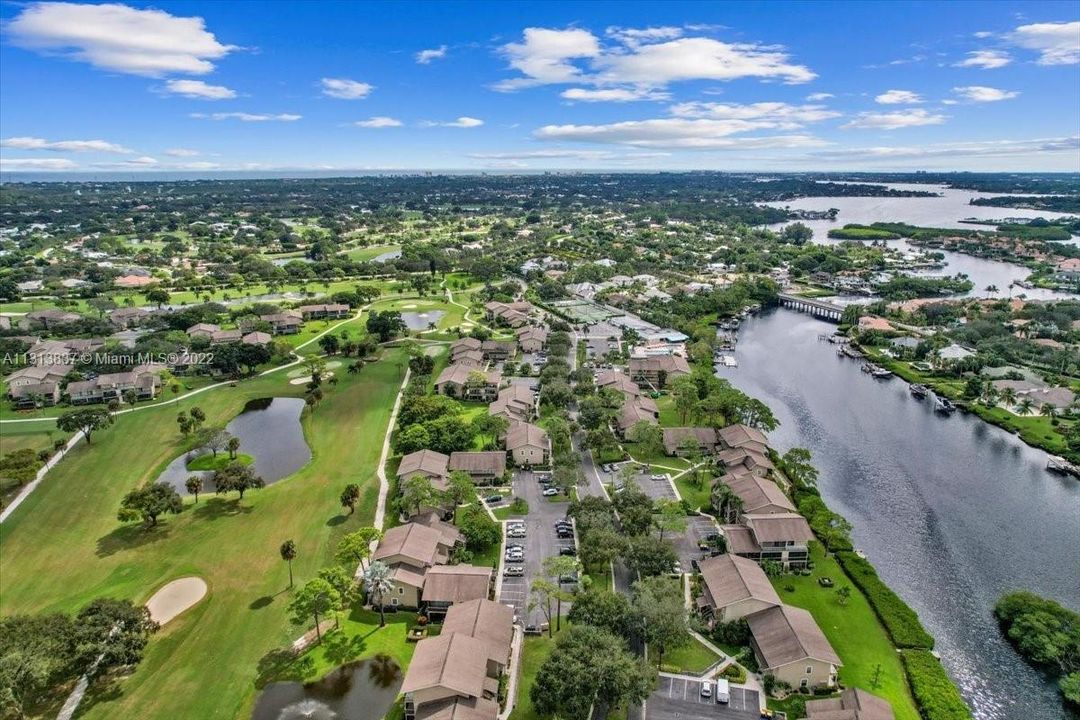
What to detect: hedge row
<box><xmin>901</xmin><ymin>650</ymin><xmax>974</xmax><ymax>720</ymax></box>
<box><xmin>836</xmin><ymin>551</ymin><xmax>934</xmax><ymax>650</ymax></box>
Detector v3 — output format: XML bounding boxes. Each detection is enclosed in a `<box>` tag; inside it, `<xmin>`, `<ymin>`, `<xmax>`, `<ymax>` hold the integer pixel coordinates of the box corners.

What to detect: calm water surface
<box><xmin>719</xmin><ymin>309</ymin><xmax>1080</xmax><ymax>720</ymax></box>
<box><xmin>766</xmin><ymin>183</ymin><xmax>1078</xmax><ymax>301</ymax></box>
<box><xmin>158</xmin><ymin>397</ymin><xmax>311</xmax><ymax>492</ymax></box>
<box><xmin>251</xmin><ymin>655</ymin><xmax>402</xmax><ymax>720</ymax></box>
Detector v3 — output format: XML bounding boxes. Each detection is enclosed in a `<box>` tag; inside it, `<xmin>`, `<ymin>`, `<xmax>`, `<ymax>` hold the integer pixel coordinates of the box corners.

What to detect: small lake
<box><xmin>158</xmin><ymin>397</ymin><xmax>311</xmax><ymax>493</ymax></box>
<box><xmin>400</xmin><ymin>310</ymin><xmax>445</xmax><ymax>330</ymax></box>
<box><xmin>251</xmin><ymin>656</ymin><xmax>403</xmax><ymax>720</ymax></box>
<box><xmin>765</xmin><ymin>183</ymin><xmax>1078</xmax><ymax>301</ymax></box>
<box><xmin>372</xmin><ymin>249</ymin><xmax>402</xmax><ymax>263</ymax></box>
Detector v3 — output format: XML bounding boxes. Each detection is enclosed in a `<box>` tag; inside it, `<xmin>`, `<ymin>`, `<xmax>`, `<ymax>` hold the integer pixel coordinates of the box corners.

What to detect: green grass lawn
<box><xmin>508</xmin><ymin>626</ymin><xmax>565</xmax><ymax>720</ymax></box>
<box><xmin>266</xmin><ymin>607</ymin><xmax>420</xmax><ymax>685</ymax></box>
<box><xmin>623</xmin><ymin>443</ymin><xmax>691</xmax><ymax>472</ymax></box>
<box><xmin>345</xmin><ymin>244</ymin><xmax>402</xmax><ymax>262</ymax></box>
<box><xmin>672</xmin><ymin>472</ymin><xmax>711</xmax><ymax>512</ymax></box>
<box><xmin>0</xmin><ymin>375</ymin><xmax>220</xmax><ymax>421</ymax></box>
<box><xmin>0</xmin><ymin>351</ymin><xmax>408</xmax><ymax>720</ymax></box>
<box><xmin>770</xmin><ymin>544</ymin><xmax>920</xmax><ymax>720</ymax></box>
<box><xmin>185</xmin><ymin>453</ymin><xmax>253</xmax><ymax>471</ymax></box>
<box><xmin>0</xmin><ymin>424</ymin><xmax>70</xmax><ymax>455</ymax></box>
<box><xmin>661</xmin><ymin>636</ymin><xmax>721</xmax><ymax>673</ymax></box>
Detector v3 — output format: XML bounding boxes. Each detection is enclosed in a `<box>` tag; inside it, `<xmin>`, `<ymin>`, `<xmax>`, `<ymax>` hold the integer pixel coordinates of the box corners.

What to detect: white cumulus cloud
<box><xmin>495</xmin><ymin>28</ymin><xmax>602</xmax><ymax>90</ymax></box>
<box><xmin>163</xmin><ymin>79</ymin><xmax>236</xmax><ymax>100</ymax></box>
<box><xmin>605</xmin><ymin>25</ymin><xmax>684</xmax><ymax>47</ymax></box>
<box><xmin>422</xmin><ymin>117</ymin><xmax>484</xmax><ymax>128</ymax></box>
<box><xmin>0</xmin><ymin>157</ymin><xmax>79</xmax><ymax>170</ymax></box>
<box><xmin>560</xmin><ymin>87</ymin><xmax>668</xmax><ymax>102</ymax></box>
<box><xmin>415</xmin><ymin>45</ymin><xmax>448</xmax><ymax>64</ymax></box>
<box><xmin>0</xmin><ymin>136</ymin><xmax>133</xmax><ymax>153</ymax></box>
<box><xmin>874</xmin><ymin>89</ymin><xmax>923</xmax><ymax>104</ymax></box>
<box><xmin>668</xmin><ymin>101</ymin><xmax>840</xmax><ymax>126</ymax></box>
<box><xmin>1009</xmin><ymin>21</ymin><xmax>1080</xmax><ymax>65</ymax></box>
<box><xmin>191</xmin><ymin>112</ymin><xmax>301</xmax><ymax>122</ymax></box>
<box><xmin>320</xmin><ymin>78</ymin><xmax>374</xmax><ymax>99</ymax></box>
<box><xmin>952</xmin><ymin>86</ymin><xmax>1019</xmax><ymax>102</ymax></box>
<box><xmin>534</xmin><ymin>118</ymin><xmax>826</xmax><ymax>149</ymax></box>
<box><xmin>353</xmin><ymin>116</ymin><xmax>403</xmax><ymax>128</ymax></box>
<box><xmin>6</xmin><ymin>1</ymin><xmax>236</xmax><ymax>76</ymax></box>
<box><xmin>842</xmin><ymin>109</ymin><xmax>946</xmax><ymax>130</ymax></box>
<box><xmin>806</xmin><ymin>92</ymin><xmax>834</xmax><ymax>101</ymax></box>
<box><xmin>955</xmin><ymin>50</ymin><xmax>1012</xmax><ymax>69</ymax></box>
<box><xmin>164</xmin><ymin>148</ymin><xmax>201</xmax><ymax>157</ymax></box>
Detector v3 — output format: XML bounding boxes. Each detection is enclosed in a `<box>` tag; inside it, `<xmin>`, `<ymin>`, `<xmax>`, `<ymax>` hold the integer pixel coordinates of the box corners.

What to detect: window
<box><xmin>806</xmin><ymin>666</ymin><xmax>813</xmax><ymax>674</ymax></box>
<box><xmin>398</xmin><ymin>587</ymin><xmax>405</xmax><ymax>595</ymax></box>
<box><xmin>800</xmin><ymin>679</ymin><xmax>809</xmax><ymax>688</ymax></box>
<box><xmin>391</xmin><ymin>598</ymin><xmax>399</xmax><ymax>606</ymax></box>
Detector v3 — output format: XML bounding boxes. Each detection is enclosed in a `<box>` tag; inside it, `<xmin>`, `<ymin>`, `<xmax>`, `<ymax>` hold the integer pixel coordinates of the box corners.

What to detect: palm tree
<box><xmin>280</xmin><ymin>539</ymin><xmax>297</xmax><ymax>588</ymax></box>
<box><xmin>1017</xmin><ymin>397</ymin><xmax>1035</xmax><ymax>416</ymax></box>
<box><xmin>984</xmin><ymin>285</ymin><xmax>998</xmax><ymax>298</ymax></box>
<box><xmin>1039</xmin><ymin>403</ymin><xmax>1056</xmax><ymax>418</ymax></box>
<box><xmin>363</xmin><ymin>560</ymin><xmax>394</xmax><ymax>627</ymax></box>
<box><xmin>1000</xmin><ymin>387</ymin><xmax>1017</xmax><ymax>410</ymax></box>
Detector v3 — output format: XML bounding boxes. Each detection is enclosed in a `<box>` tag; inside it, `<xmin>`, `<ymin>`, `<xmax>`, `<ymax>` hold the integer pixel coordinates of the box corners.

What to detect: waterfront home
<box><xmin>435</xmin><ymin>364</ymin><xmax>502</xmax><ymax>402</ymax></box>
<box><xmin>717</xmin><ymin>471</ymin><xmax>796</xmax><ymax>515</ymax></box>
<box><xmin>696</xmin><ymin>554</ymin><xmax>781</xmax><ymax>624</ymax></box>
<box><xmin>259</xmin><ymin>310</ymin><xmax>303</xmax><ymax>335</ymax></box>
<box><xmin>662</xmin><ymin>427</ymin><xmax>720</xmax><ymax>456</ymax></box>
<box><xmin>505</xmin><ymin>422</ymin><xmax>550</xmax><ymax>467</ymax></box>
<box><xmin>1054</xmin><ymin>258</ymin><xmax>1080</xmax><ymax>282</ymax></box>
<box><xmin>401</xmin><ymin>599</ymin><xmax>512</xmax><ymax>720</ymax></box>
<box><xmin>628</xmin><ymin>354</ymin><xmax>690</xmax><ymax>389</ymax></box>
<box><xmin>717</xmin><ymin>424</ymin><xmax>770</xmax><ymax>454</ymax></box>
<box><xmin>745</xmin><ymin>604</ymin><xmax>841</xmax><ymax>690</ymax></box>
<box><xmin>723</xmin><ymin>513</ymin><xmax>814</xmax><ymax>568</ymax></box>
<box><xmin>805</xmin><ymin>688</ymin><xmax>895</xmax><ymax>720</ymax></box>
<box><xmin>297</xmin><ymin>303</ymin><xmax>350</xmax><ymax>319</ymax></box>
<box><xmin>937</xmin><ymin>343</ymin><xmax>975</xmax><ymax>363</ymax></box>
<box><xmin>448</xmin><ymin>451</ymin><xmax>507</xmax><ymax>484</ymax></box>
<box><xmin>717</xmin><ymin>446</ymin><xmax>774</xmax><ymax>476</ymax></box>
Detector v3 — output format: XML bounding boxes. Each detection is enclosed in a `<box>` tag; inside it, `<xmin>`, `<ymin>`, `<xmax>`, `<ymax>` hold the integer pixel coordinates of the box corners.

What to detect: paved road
<box><xmin>650</xmin><ymin>675</ymin><xmax>760</xmax><ymax>720</ymax></box>
<box><xmin>498</xmin><ymin>469</ymin><xmax>577</xmax><ymax>627</ymax></box>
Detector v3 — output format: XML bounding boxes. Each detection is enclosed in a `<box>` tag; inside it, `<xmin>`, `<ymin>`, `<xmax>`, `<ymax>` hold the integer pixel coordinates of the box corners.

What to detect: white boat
<box><xmin>718</xmin><ymin>354</ymin><xmax>738</xmax><ymax>368</ymax></box>
<box><xmin>1047</xmin><ymin>456</ymin><xmax>1079</xmax><ymax>477</ymax></box>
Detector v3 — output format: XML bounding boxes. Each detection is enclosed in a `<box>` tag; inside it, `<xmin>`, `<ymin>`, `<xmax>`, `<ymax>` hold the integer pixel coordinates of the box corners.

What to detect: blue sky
<box><xmin>1</xmin><ymin>1</ymin><xmax>1078</xmax><ymax>173</ymax></box>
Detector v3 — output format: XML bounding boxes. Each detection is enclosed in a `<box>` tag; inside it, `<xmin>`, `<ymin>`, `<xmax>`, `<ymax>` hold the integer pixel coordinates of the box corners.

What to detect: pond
<box><xmin>400</xmin><ymin>310</ymin><xmax>445</xmax><ymax>331</ymax></box>
<box><xmin>251</xmin><ymin>656</ymin><xmax>403</xmax><ymax>720</ymax></box>
<box><xmin>157</xmin><ymin>397</ymin><xmax>312</xmax><ymax>494</ymax></box>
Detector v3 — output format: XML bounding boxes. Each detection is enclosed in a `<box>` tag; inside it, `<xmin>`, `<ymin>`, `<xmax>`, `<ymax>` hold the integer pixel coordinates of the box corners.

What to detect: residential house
<box><xmin>420</xmin><ymin>566</ymin><xmax>494</xmax><ymax>619</ymax></box>
<box><xmin>108</xmin><ymin>307</ymin><xmax>149</xmax><ymax>328</ymax></box>
<box><xmin>435</xmin><ymin>364</ymin><xmax>502</xmax><ymax>402</ymax></box>
<box><xmin>1055</xmin><ymin>258</ymin><xmax>1080</xmax><ymax>282</ymax></box>
<box><xmin>113</xmin><ymin>274</ymin><xmax>156</xmax><ymax>289</ymax></box>
<box><xmin>723</xmin><ymin>513</ymin><xmax>815</xmax><ymax>568</ymax></box>
<box><xmin>401</xmin><ymin>599</ymin><xmax>513</xmax><ymax>720</ymax></box>
<box><xmin>488</xmin><ymin>385</ymin><xmax>535</xmax><ymax>424</ymax></box>
<box><xmin>596</xmin><ymin>370</ymin><xmax>641</xmax><ymax>397</ymax></box>
<box><xmin>484</xmin><ymin>301</ymin><xmax>532</xmax><ymax>328</ymax></box>
<box><xmin>516</xmin><ymin>326</ymin><xmax>548</xmax><ymax>353</ymax></box>
<box><xmin>717</xmin><ymin>472</ymin><xmax>795</xmax><ymax>515</ymax></box>
<box><xmin>717</xmin><ymin>446</ymin><xmax>774</xmax><ymax>476</ymax></box>
<box><xmin>186</xmin><ymin>323</ymin><xmax>220</xmax><ymax>340</ymax></box>
<box><xmin>25</xmin><ymin>309</ymin><xmax>81</xmax><ymax>329</ymax></box>
<box><xmin>448</xmin><ymin>452</ymin><xmax>507</xmax><ymax>485</ymax></box>
<box><xmin>453</xmin><ymin>349</ymin><xmax>485</xmax><ymax>367</ymax></box>
<box><xmin>505</xmin><ymin>422</ymin><xmax>550</xmax><ymax>467</ymax></box>
<box><xmin>372</xmin><ymin>522</ymin><xmax>458</xmax><ymax>608</ymax></box>
<box><xmin>209</xmin><ymin>329</ymin><xmax>243</xmax><ymax>345</ymax></box>
<box><xmin>260</xmin><ymin>310</ymin><xmax>303</xmax><ymax>335</ymax></box>
<box><xmin>67</xmin><ymin>367</ymin><xmax>161</xmax><ymax>405</ymax></box>
<box><xmin>480</xmin><ymin>340</ymin><xmax>516</xmax><ymax>362</ymax></box>
<box><xmin>297</xmin><ymin>303</ymin><xmax>350</xmax><ymax>319</ymax></box>
<box><xmin>717</xmin><ymin>424</ymin><xmax>770</xmax><ymax>454</ymax></box>
<box><xmin>398</xmin><ymin>449</ymin><xmax>451</xmax><ymax>492</ymax></box>
<box><xmin>242</xmin><ymin>331</ymin><xmax>272</xmax><ymax>346</ymax></box>
<box><xmin>662</xmin><ymin>427</ymin><xmax>720</xmax><ymax>456</ymax></box>
<box><xmin>616</xmin><ymin>397</ymin><xmax>659</xmax><ymax>438</ymax></box>
<box><xmin>5</xmin><ymin>364</ymin><xmax>70</xmax><ymax>408</ymax></box>
<box><xmin>628</xmin><ymin>354</ymin><xmax>690</xmax><ymax>389</ymax></box>
<box><xmin>697</xmin><ymin>554</ymin><xmax>782</xmax><ymax>623</ymax></box>
<box><xmin>745</xmin><ymin>604</ymin><xmax>841</xmax><ymax>690</ymax></box>
<box><xmin>805</xmin><ymin>688</ymin><xmax>895</xmax><ymax>720</ymax></box>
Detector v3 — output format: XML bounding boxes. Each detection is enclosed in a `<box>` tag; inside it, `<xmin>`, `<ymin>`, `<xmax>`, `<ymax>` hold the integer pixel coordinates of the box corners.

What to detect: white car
<box><xmin>542</xmin><ymin>487</ymin><xmax>559</xmax><ymax>497</ymax></box>
<box><xmin>650</xmin><ymin>474</ymin><xmax>666</xmax><ymax>481</ymax></box>
<box><xmin>507</xmin><ymin>530</ymin><xmax>526</xmax><ymax>538</ymax></box>
<box><xmin>503</xmin><ymin>565</ymin><xmax>525</xmax><ymax>577</ymax></box>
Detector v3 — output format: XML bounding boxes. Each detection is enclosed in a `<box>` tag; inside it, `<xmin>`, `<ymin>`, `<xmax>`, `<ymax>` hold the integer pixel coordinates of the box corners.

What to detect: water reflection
<box><xmin>252</xmin><ymin>655</ymin><xmax>402</xmax><ymax>720</ymax></box>
<box><xmin>719</xmin><ymin>309</ymin><xmax>1079</xmax><ymax>720</ymax></box>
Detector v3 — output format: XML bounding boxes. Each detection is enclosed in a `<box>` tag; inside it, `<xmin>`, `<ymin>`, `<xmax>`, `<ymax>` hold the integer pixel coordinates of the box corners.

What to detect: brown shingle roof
<box><xmin>662</xmin><ymin>427</ymin><xmax>719</xmax><ymax>454</ymax></box>
<box><xmin>415</xmin><ymin>697</ymin><xmax>499</xmax><ymax>720</ymax></box>
<box><xmin>721</xmin><ymin>524</ymin><xmax>761</xmax><ymax>555</ymax></box>
<box><xmin>505</xmin><ymin>422</ymin><xmax>548</xmax><ymax>451</ymax></box>
<box><xmin>442</xmin><ymin>599</ymin><xmax>513</xmax><ymax>667</ymax></box>
<box><xmin>746</xmin><ymin>604</ymin><xmax>841</xmax><ymax>668</ymax></box>
<box><xmin>449</xmin><ymin>451</ymin><xmax>506</xmax><ymax>477</ymax></box>
<box><xmin>699</xmin><ymin>554</ymin><xmax>781</xmax><ymax>611</ymax></box>
<box><xmin>400</xmin><ymin>632</ymin><xmax>490</xmax><ymax>697</ymax></box>
<box><xmin>744</xmin><ymin>513</ymin><xmax>815</xmax><ymax>544</ymax></box>
<box><xmin>718</xmin><ymin>424</ymin><xmax>769</xmax><ymax>449</ymax></box>
<box><xmin>374</xmin><ymin>522</ymin><xmax>443</xmax><ymax>566</ymax></box>
<box><xmin>399</xmin><ymin>449</ymin><xmax>450</xmax><ymax>479</ymax></box>
<box><xmin>805</xmin><ymin>689</ymin><xmax>895</xmax><ymax>720</ymax></box>
<box><xmin>720</xmin><ymin>473</ymin><xmax>795</xmax><ymax>514</ymax></box>
<box><xmin>422</xmin><ymin>566</ymin><xmax>493</xmax><ymax>605</ymax></box>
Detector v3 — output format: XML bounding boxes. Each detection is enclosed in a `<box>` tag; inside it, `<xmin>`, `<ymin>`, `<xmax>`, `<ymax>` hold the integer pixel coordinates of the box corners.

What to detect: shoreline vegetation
<box><xmin>993</xmin><ymin>592</ymin><xmax>1079</xmax><ymax>710</ymax></box>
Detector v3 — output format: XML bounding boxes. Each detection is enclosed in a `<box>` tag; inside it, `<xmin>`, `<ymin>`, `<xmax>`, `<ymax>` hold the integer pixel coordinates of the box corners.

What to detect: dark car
<box><xmin>559</xmin><ymin>547</ymin><xmax>577</xmax><ymax>557</ymax></box>
<box><xmin>484</xmin><ymin>495</ymin><xmax>503</xmax><ymax>504</ymax></box>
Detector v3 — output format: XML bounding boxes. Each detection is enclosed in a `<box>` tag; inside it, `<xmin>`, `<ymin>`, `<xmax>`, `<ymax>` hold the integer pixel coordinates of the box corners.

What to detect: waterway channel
<box><xmin>717</xmin><ymin>308</ymin><xmax>1080</xmax><ymax>720</ymax></box>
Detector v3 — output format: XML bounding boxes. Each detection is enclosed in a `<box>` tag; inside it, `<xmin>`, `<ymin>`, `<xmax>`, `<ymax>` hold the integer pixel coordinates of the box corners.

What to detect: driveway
<box><xmin>498</xmin><ymin>469</ymin><xmax>578</xmax><ymax>626</ymax></box>
<box><xmin>649</xmin><ymin>675</ymin><xmax>760</xmax><ymax>720</ymax></box>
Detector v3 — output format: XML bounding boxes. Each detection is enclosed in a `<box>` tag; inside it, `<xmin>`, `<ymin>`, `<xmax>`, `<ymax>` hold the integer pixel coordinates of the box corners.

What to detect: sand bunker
<box><xmin>146</xmin><ymin>577</ymin><xmax>208</xmax><ymax>625</ymax></box>
<box><xmin>289</xmin><ymin>370</ymin><xmax>336</xmax><ymax>385</ymax></box>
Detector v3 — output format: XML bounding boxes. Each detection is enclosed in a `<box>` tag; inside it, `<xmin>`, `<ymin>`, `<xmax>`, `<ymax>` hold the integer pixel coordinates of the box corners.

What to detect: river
<box><xmin>765</xmin><ymin>183</ymin><xmax>1078</xmax><ymax>302</ymax></box>
<box><xmin>718</xmin><ymin>309</ymin><xmax>1080</xmax><ymax>720</ymax></box>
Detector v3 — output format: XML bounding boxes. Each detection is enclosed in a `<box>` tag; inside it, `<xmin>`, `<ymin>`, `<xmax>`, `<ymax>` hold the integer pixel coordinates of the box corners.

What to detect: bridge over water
<box><xmin>777</xmin><ymin>293</ymin><xmax>844</xmax><ymax>322</ymax></box>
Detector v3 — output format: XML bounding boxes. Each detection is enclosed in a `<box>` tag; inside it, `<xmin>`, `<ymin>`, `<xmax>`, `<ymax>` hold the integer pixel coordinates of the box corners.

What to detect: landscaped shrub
<box><xmin>837</xmin><ymin>551</ymin><xmax>934</xmax><ymax>650</ymax></box>
<box><xmin>509</xmin><ymin>497</ymin><xmax>529</xmax><ymax>515</ymax></box>
<box><xmin>720</xmin><ymin>664</ymin><xmax>746</xmax><ymax>683</ymax></box>
<box><xmin>901</xmin><ymin>650</ymin><xmax>973</xmax><ymax>720</ymax></box>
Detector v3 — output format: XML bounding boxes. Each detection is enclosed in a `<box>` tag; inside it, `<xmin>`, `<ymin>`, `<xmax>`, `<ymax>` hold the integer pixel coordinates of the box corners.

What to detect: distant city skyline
<box><xmin>1</xmin><ymin>1</ymin><xmax>1078</xmax><ymax>173</ymax></box>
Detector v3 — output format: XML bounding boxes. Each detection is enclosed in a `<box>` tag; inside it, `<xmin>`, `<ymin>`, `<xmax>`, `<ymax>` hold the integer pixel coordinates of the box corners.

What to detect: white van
<box><xmin>714</xmin><ymin>678</ymin><xmax>730</xmax><ymax>704</ymax></box>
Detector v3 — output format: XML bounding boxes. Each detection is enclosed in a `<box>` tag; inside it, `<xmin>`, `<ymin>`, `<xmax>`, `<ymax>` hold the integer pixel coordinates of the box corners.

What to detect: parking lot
<box><xmin>497</xmin><ymin>469</ymin><xmax>578</xmax><ymax>627</ymax></box>
<box><xmin>649</xmin><ymin>675</ymin><xmax>760</xmax><ymax>720</ymax></box>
